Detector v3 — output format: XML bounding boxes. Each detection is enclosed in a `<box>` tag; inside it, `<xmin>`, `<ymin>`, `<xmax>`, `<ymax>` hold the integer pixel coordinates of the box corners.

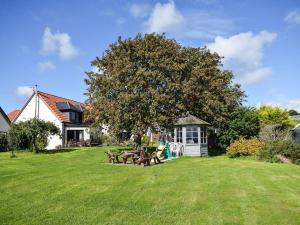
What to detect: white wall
<box><xmin>15</xmin><ymin>94</ymin><xmax>63</xmax><ymax>149</ymax></box>
<box><xmin>0</xmin><ymin>113</ymin><xmax>10</xmax><ymax>133</ymax></box>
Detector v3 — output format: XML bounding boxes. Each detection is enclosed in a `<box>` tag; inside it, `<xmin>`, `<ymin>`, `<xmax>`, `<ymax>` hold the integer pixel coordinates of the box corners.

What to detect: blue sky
<box><xmin>1</xmin><ymin>0</ymin><xmax>300</xmax><ymax>113</ymax></box>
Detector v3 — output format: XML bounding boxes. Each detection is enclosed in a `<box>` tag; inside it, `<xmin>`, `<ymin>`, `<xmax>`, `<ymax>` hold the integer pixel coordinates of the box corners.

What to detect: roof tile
<box><xmin>37</xmin><ymin>91</ymin><xmax>85</xmax><ymax>123</ymax></box>
<box><xmin>7</xmin><ymin>109</ymin><xmax>20</xmax><ymax>123</ymax></box>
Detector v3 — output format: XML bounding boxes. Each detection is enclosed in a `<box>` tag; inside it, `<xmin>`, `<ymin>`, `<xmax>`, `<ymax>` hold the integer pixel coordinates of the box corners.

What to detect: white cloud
<box><xmin>258</xmin><ymin>99</ymin><xmax>300</xmax><ymax>112</ymax></box>
<box><xmin>16</xmin><ymin>86</ymin><xmax>33</xmax><ymax>97</ymax></box>
<box><xmin>285</xmin><ymin>10</ymin><xmax>300</xmax><ymax>24</ymax></box>
<box><xmin>183</xmin><ymin>12</ymin><xmax>234</xmax><ymax>39</ymax></box>
<box><xmin>282</xmin><ymin>99</ymin><xmax>300</xmax><ymax>111</ymax></box>
<box><xmin>40</xmin><ymin>27</ymin><xmax>78</xmax><ymax>60</ymax></box>
<box><xmin>130</xmin><ymin>3</ymin><xmax>151</xmax><ymax>18</ymax></box>
<box><xmin>146</xmin><ymin>1</ymin><xmax>184</xmax><ymax>34</ymax></box>
<box><xmin>241</xmin><ymin>68</ymin><xmax>272</xmax><ymax>85</ymax></box>
<box><xmin>38</xmin><ymin>61</ymin><xmax>56</xmax><ymax>72</ymax></box>
<box><xmin>133</xmin><ymin>1</ymin><xmax>233</xmax><ymax>39</ymax></box>
<box><xmin>207</xmin><ymin>31</ymin><xmax>277</xmax><ymax>85</ymax></box>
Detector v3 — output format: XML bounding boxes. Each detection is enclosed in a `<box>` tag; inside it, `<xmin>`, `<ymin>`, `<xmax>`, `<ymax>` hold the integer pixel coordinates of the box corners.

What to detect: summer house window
<box><xmin>176</xmin><ymin>127</ymin><xmax>182</xmax><ymax>143</ymax></box>
<box><xmin>186</xmin><ymin>126</ymin><xmax>198</xmax><ymax>144</ymax></box>
<box><xmin>201</xmin><ymin>126</ymin><xmax>207</xmax><ymax>144</ymax></box>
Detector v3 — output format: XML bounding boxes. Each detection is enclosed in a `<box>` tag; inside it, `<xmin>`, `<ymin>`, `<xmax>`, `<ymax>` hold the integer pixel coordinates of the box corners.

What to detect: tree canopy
<box><xmin>258</xmin><ymin>105</ymin><xmax>295</xmax><ymax>127</ymax></box>
<box><xmin>219</xmin><ymin>106</ymin><xmax>260</xmax><ymax>146</ymax></box>
<box><xmin>85</xmin><ymin>33</ymin><xmax>245</xmax><ymax>145</ymax></box>
<box><xmin>288</xmin><ymin>109</ymin><xmax>300</xmax><ymax>116</ymax></box>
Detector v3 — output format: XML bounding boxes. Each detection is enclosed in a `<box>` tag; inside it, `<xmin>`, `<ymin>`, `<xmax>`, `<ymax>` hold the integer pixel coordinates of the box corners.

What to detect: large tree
<box><xmin>181</xmin><ymin>47</ymin><xmax>244</xmax><ymax>137</ymax></box>
<box><xmin>85</xmin><ymin>34</ymin><xmax>244</xmax><ymax>146</ymax></box>
<box><xmin>85</xmin><ymin>34</ymin><xmax>186</xmax><ymax>145</ymax></box>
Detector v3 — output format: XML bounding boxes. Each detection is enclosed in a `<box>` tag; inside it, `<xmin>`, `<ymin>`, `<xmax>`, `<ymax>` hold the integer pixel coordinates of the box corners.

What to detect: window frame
<box><xmin>185</xmin><ymin>126</ymin><xmax>199</xmax><ymax>145</ymax></box>
<box><xmin>176</xmin><ymin>127</ymin><xmax>182</xmax><ymax>143</ymax></box>
<box><xmin>201</xmin><ymin>126</ymin><xmax>207</xmax><ymax>144</ymax></box>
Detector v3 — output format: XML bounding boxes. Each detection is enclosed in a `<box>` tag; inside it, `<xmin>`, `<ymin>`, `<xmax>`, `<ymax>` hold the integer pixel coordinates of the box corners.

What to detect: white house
<box><xmin>9</xmin><ymin>90</ymin><xmax>93</xmax><ymax>149</ymax></box>
<box><xmin>0</xmin><ymin>107</ymin><xmax>10</xmax><ymax>133</ymax></box>
<box><xmin>173</xmin><ymin>115</ymin><xmax>210</xmax><ymax>156</ymax></box>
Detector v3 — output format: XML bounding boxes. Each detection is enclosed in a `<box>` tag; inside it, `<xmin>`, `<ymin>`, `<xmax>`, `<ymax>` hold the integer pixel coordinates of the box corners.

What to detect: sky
<box><xmin>0</xmin><ymin>0</ymin><xmax>300</xmax><ymax>114</ymax></box>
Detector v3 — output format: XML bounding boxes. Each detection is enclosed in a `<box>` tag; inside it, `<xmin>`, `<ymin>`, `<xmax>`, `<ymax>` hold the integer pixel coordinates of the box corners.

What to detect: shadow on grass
<box><xmin>37</xmin><ymin>148</ymin><xmax>79</xmax><ymax>154</ymax></box>
<box><xmin>208</xmin><ymin>147</ymin><xmax>226</xmax><ymax>157</ymax></box>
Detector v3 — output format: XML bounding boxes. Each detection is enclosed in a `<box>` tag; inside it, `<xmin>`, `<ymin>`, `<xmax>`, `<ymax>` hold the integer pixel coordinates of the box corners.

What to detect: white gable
<box><xmin>15</xmin><ymin>93</ymin><xmax>63</xmax><ymax>149</ymax></box>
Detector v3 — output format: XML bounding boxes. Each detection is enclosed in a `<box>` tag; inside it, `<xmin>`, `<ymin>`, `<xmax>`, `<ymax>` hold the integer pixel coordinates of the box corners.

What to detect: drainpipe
<box><xmin>34</xmin><ymin>85</ymin><xmax>38</xmax><ymax>119</ymax></box>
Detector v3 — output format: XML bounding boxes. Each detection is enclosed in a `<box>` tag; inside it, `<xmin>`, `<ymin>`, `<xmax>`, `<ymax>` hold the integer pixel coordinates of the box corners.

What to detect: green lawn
<box><xmin>0</xmin><ymin>147</ymin><xmax>300</xmax><ymax>225</ymax></box>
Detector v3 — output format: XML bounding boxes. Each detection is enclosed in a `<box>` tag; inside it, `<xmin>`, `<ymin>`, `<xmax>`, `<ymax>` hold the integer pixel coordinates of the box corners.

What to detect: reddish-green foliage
<box><xmin>226</xmin><ymin>137</ymin><xmax>265</xmax><ymax>158</ymax></box>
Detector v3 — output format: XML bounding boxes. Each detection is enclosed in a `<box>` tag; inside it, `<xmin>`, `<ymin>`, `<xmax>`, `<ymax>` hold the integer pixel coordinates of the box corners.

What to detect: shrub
<box><xmin>294</xmin><ymin>159</ymin><xmax>300</xmax><ymax>165</ymax></box>
<box><xmin>141</xmin><ymin>135</ymin><xmax>150</xmax><ymax>146</ymax></box>
<box><xmin>226</xmin><ymin>137</ymin><xmax>264</xmax><ymax>158</ymax></box>
<box><xmin>144</xmin><ymin>146</ymin><xmax>157</xmax><ymax>153</ymax></box>
<box><xmin>99</xmin><ymin>133</ymin><xmax>118</xmax><ymax>146</ymax></box>
<box><xmin>120</xmin><ymin>139</ymin><xmax>134</xmax><ymax>147</ymax></box>
<box><xmin>0</xmin><ymin>133</ymin><xmax>8</xmax><ymax>152</ymax></box>
<box><xmin>7</xmin><ymin>119</ymin><xmax>60</xmax><ymax>152</ymax></box>
<box><xmin>258</xmin><ymin>140</ymin><xmax>300</xmax><ymax>163</ymax></box>
<box><xmin>259</xmin><ymin>125</ymin><xmax>292</xmax><ymax>143</ymax></box>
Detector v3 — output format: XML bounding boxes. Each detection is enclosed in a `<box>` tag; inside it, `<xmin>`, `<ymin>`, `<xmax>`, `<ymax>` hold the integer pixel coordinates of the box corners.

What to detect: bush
<box><xmin>0</xmin><ymin>133</ymin><xmax>8</xmax><ymax>152</ymax></box>
<box><xmin>141</xmin><ymin>135</ymin><xmax>150</xmax><ymax>146</ymax></box>
<box><xmin>226</xmin><ymin>137</ymin><xmax>264</xmax><ymax>158</ymax></box>
<box><xmin>119</xmin><ymin>139</ymin><xmax>134</xmax><ymax>147</ymax></box>
<box><xmin>99</xmin><ymin>133</ymin><xmax>118</xmax><ymax>146</ymax></box>
<box><xmin>258</xmin><ymin>140</ymin><xmax>300</xmax><ymax>163</ymax></box>
<box><xmin>7</xmin><ymin>119</ymin><xmax>60</xmax><ymax>152</ymax></box>
<box><xmin>259</xmin><ymin>125</ymin><xmax>292</xmax><ymax>143</ymax></box>
<box><xmin>144</xmin><ymin>146</ymin><xmax>157</xmax><ymax>153</ymax></box>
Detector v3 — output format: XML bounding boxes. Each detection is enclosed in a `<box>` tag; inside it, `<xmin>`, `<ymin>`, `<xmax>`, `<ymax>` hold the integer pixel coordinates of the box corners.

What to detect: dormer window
<box><xmin>56</xmin><ymin>102</ymin><xmax>84</xmax><ymax>123</ymax></box>
<box><xmin>70</xmin><ymin>112</ymin><xmax>76</xmax><ymax>121</ymax></box>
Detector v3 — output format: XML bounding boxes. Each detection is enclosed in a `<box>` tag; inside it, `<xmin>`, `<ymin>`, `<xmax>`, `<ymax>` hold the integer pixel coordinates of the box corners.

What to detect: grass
<box><xmin>0</xmin><ymin>147</ymin><xmax>300</xmax><ymax>225</ymax></box>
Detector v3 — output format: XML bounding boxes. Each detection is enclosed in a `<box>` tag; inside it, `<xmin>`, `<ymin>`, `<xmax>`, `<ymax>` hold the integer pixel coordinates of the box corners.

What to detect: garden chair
<box><xmin>171</xmin><ymin>143</ymin><xmax>184</xmax><ymax>158</ymax></box>
<box><xmin>136</xmin><ymin>149</ymin><xmax>151</xmax><ymax>166</ymax></box>
<box><xmin>156</xmin><ymin>144</ymin><xmax>165</xmax><ymax>159</ymax></box>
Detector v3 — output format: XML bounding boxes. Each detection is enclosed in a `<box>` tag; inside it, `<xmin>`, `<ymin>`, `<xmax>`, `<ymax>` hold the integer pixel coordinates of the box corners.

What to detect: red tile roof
<box><xmin>7</xmin><ymin>109</ymin><xmax>20</xmax><ymax>123</ymax></box>
<box><xmin>11</xmin><ymin>91</ymin><xmax>85</xmax><ymax>123</ymax></box>
<box><xmin>37</xmin><ymin>91</ymin><xmax>85</xmax><ymax>123</ymax></box>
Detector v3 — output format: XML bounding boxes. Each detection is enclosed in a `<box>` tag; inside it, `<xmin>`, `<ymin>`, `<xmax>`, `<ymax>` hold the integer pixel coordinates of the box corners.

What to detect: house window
<box><xmin>176</xmin><ymin>127</ymin><xmax>182</xmax><ymax>143</ymax></box>
<box><xmin>67</xmin><ymin>130</ymin><xmax>84</xmax><ymax>141</ymax></box>
<box><xmin>201</xmin><ymin>126</ymin><xmax>207</xmax><ymax>144</ymax></box>
<box><xmin>186</xmin><ymin>126</ymin><xmax>198</xmax><ymax>144</ymax></box>
<box><xmin>70</xmin><ymin>112</ymin><xmax>76</xmax><ymax>121</ymax></box>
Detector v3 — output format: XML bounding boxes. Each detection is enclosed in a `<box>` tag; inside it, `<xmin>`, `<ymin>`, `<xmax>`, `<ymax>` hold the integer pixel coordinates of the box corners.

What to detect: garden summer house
<box><xmin>173</xmin><ymin>115</ymin><xmax>209</xmax><ymax>156</ymax></box>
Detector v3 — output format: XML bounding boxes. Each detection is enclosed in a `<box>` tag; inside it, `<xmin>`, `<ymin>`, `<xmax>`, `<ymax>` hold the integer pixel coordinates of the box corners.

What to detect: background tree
<box><xmin>258</xmin><ymin>106</ymin><xmax>295</xmax><ymax>143</ymax></box>
<box><xmin>181</xmin><ymin>47</ymin><xmax>245</xmax><ymax>147</ymax></box>
<box><xmin>85</xmin><ymin>34</ymin><xmax>244</xmax><ymax>146</ymax></box>
<box><xmin>258</xmin><ymin>105</ymin><xmax>295</xmax><ymax>127</ymax></box>
<box><xmin>218</xmin><ymin>106</ymin><xmax>260</xmax><ymax>146</ymax></box>
<box><xmin>8</xmin><ymin>119</ymin><xmax>60</xmax><ymax>153</ymax></box>
<box><xmin>288</xmin><ymin>109</ymin><xmax>300</xmax><ymax>116</ymax></box>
